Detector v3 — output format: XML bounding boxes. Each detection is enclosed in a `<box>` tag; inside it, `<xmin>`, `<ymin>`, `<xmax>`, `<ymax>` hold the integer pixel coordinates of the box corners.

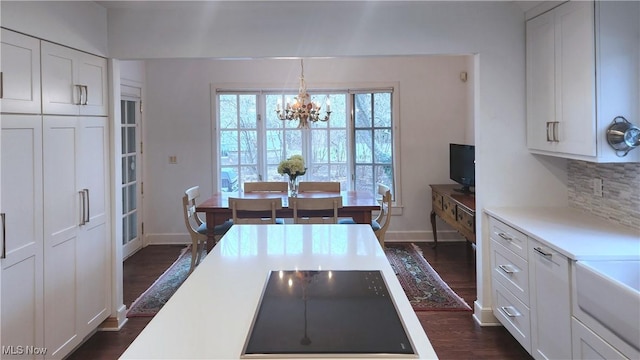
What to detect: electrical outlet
<box><xmin>169</xmin><ymin>155</ymin><xmax>177</xmax><ymax>164</ymax></box>
<box><xmin>593</xmin><ymin>178</ymin><xmax>603</xmax><ymax>197</ymax></box>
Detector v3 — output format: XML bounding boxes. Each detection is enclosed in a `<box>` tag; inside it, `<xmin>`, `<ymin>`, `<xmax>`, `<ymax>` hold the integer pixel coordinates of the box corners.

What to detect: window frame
<box><xmin>211</xmin><ymin>83</ymin><xmax>402</xmax><ymax>210</ymax></box>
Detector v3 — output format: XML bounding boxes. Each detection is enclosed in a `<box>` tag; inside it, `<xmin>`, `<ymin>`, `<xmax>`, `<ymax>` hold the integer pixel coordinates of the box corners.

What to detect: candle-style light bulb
<box><xmin>326</xmin><ymin>99</ymin><xmax>331</xmax><ymax>112</ymax></box>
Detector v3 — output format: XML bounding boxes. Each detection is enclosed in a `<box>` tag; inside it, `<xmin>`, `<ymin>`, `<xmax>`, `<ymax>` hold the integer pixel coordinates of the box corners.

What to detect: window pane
<box><xmin>311</xmin><ymin>130</ymin><xmax>328</xmax><ymax>162</ymax></box>
<box><xmin>355</xmin><ymin>129</ymin><xmax>373</xmax><ymax>163</ymax></box>
<box><xmin>127</xmin><ymin>101</ymin><xmax>136</xmax><ymax>125</ymax></box>
<box><xmin>375</xmin><ymin>164</ymin><xmax>393</xmax><ymax>189</ymax></box>
<box><xmin>284</xmin><ymin>130</ymin><xmax>302</xmax><ymax>156</ymax></box>
<box><xmin>128</xmin><ymin>184</ymin><xmax>137</xmax><ymax>212</ymax></box>
<box><xmin>219</xmin><ymin>95</ymin><xmax>238</xmax><ymax>129</ymax></box>
<box><xmin>239</xmin><ymin>130</ymin><xmax>257</xmax><ymax>164</ymax></box>
<box><xmin>328</xmin><ymin>94</ymin><xmax>346</xmax><ymax>128</ymax></box>
<box><xmin>374</xmin><ymin>93</ymin><xmax>391</xmax><ymax>127</ymax></box>
<box><xmin>220</xmin><ymin>131</ymin><xmax>238</xmax><ymax>165</ymax></box>
<box><xmin>120</xmin><ymin>100</ymin><xmax>127</xmax><ymax>125</ymax></box>
<box><xmin>121</xmin><ymin>127</ymin><xmax>127</xmax><ymax>154</ymax></box>
<box><xmin>128</xmin><ymin>213</ymin><xmax>137</xmax><ymax>242</ymax></box>
<box><xmin>221</xmin><ymin>167</ymin><xmax>238</xmax><ymax>192</ymax></box>
<box><xmin>354</xmin><ymin>94</ymin><xmax>372</xmax><ymax>127</ymax></box>
<box><xmin>121</xmin><ymin>156</ymin><xmax>127</xmax><ymax>184</ymax></box>
<box><xmin>122</xmin><ymin>186</ymin><xmax>128</xmax><ymax>214</ymax></box>
<box><xmin>330</xmin><ymin>130</ymin><xmax>348</xmax><ymax>163</ymax></box>
<box><xmin>355</xmin><ymin>165</ymin><xmax>373</xmax><ymax>191</ymax></box>
<box><xmin>241</xmin><ymin>165</ymin><xmax>259</xmax><ymax>184</ymax></box>
<box><xmin>373</xmin><ymin>129</ymin><xmax>392</xmax><ymax>163</ymax></box>
<box><xmin>127</xmin><ymin>127</ymin><xmax>136</xmax><ymax>153</ymax></box>
<box><xmin>266</xmin><ymin>95</ymin><xmax>284</xmax><ymax>128</ymax></box>
<box><xmin>127</xmin><ymin>155</ymin><xmax>136</xmax><ymax>182</ymax></box>
<box><xmin>239</xmin><ymin>95</ymin><xmax>257</xmax><ymax>129</ymax></box>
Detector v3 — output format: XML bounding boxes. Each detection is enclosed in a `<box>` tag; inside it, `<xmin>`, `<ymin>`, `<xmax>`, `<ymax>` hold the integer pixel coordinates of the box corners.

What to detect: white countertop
<box><xmin>120</xmin><ymin>224</ymin><xmax>437</xmax><ymax>359</ymax></box>
<box><xmin>484</xmin><ymin>207</ymin><xmax>640</xmax><ymax>261</ymax></box>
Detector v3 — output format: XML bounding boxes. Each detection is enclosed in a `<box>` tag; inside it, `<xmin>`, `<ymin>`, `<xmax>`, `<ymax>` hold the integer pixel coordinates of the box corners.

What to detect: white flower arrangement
<box><xmin>277</xmin><ymin>155</ymin><xmax>306</xmax><ymax>179</ymax></box>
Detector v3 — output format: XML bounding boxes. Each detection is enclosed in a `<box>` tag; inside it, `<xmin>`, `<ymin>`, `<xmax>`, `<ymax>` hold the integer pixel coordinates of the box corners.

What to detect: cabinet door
<box><xmin>42</xmin><ymin>116</ymin><xmax>81</xmax><ymax>358</ymax></box>
<box><xmin>0</xmin><ymin>29</ymin><xmax>41</xmax><ymax>114</ymax></box>
<box><xmin>77</xmin><ymin>117</ymin><xmax>110</xmax><ymax>334</ymax></box>
<box><xmin>78</xmin><ymin>54</ymin><xmax>108</xmax><ymax>116</ymax></box>
<box><xmin>555</xmin><ymin>1</ymin><xmax>596</xmax><ymax>156</ymax></box>
<box><xmin>526</xmin><ymin>9</ymin><xmax>556</xmax><ymax>152</ymax></box>
<box><xmin>529</xmin><ymin>239</ymin><xmax>571</xmax><ymax>360</ymax></box>
<box><xmin>1</xmin><ymin>115</ymin><xmax>45</xmax><ymax>358</ymax></box>
<box><xmin>572</xmin><ymin>318</ymin><xmax>627</xmax><ymax>360</ymax></box>
<box><xmin>41</xmin><ymin>42</ymin><xmax>81</xmax><ymax>115</ymax></box>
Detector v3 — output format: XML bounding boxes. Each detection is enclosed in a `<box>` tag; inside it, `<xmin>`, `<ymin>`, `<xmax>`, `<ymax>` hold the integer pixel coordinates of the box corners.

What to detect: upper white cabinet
<box><xmin>41</xmin><ymin>41</ymin><xmax>108</xmax><ymax>116</ymax></box>
<box><xmin>0</xmin><ymin>29</ymin><xmax>42</xmax><ymax>114</ymax></box>
<box><xmin>526</xmin><ymin>1</ymin><xmax>640</xmax><ymax>162</ymax></box>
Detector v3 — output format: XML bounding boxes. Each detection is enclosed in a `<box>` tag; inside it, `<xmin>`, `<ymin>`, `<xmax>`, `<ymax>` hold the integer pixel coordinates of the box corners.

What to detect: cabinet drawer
<box><xmin>489</xmin><ymin>217</ymin><xmax>528</xmax><ymax>259</ymax></box>
<box><xmin>457</xmin><ymin>206</ymin><xmax>475</xmax><ymax>234</ymax></box>
<box><xmin>572</xmin><ymin>318</ymin><xmax>628</xmax><ymax>360</ymax></box>
<box><xmin>491</xmin><ymin>239</ymin><xmax>529</xmax><ymax>305</ymax></box>
<box><xmin>442</xmin><ymin>197</ymin><xmax>457</xmax><ymax>222</ymax></box>
<box><xmin>432</xmin><ymin>192</ymin><xmax>443</xmax><ymax>211</ymax></box>
<box><xmin>493</xmin><ymin>280</ymin><xmax>532</xmax><ymax>353</ymax></box>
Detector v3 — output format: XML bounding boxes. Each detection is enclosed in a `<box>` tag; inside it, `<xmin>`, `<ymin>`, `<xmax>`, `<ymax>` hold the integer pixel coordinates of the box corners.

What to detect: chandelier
<box><xmin>275</xmin><ymin>59</ymin><xmax>331</xmax><ymax>128</ymax></box>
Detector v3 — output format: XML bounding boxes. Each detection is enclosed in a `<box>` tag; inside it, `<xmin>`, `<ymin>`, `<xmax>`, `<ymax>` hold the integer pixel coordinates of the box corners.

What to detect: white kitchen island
<box><xmin>120</xmin><ymin>224</ymin><xmax>438</xmax><ymax>359</ymax></box>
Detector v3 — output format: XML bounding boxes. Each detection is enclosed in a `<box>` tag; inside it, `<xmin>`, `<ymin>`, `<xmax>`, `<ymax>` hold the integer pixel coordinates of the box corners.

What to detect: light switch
<box><xmin>169</xmin><ymin>155</ymin><xmax>177</xmax><ymax>164</ymax></box>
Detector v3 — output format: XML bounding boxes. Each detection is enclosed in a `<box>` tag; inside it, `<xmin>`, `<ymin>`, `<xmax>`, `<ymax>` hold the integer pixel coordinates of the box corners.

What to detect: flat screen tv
<box><xmin>449</xmin><ymin>143</ymin><xmax>475</xmax><ymax>194</ymax></box>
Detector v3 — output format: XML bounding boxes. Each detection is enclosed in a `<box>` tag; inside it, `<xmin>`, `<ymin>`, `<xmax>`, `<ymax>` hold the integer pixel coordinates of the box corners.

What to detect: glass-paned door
<box><xmin>121</xmin><ymin>98</ymin><xmax>142</xmax><ymax>259</ymax></box>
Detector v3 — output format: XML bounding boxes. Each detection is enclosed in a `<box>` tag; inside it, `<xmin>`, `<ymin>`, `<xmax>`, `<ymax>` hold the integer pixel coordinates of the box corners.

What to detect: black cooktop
<box><xmin>242</xmin><ymin>270</ymin><xmax>416</xmax><ymax>358</ymax></box>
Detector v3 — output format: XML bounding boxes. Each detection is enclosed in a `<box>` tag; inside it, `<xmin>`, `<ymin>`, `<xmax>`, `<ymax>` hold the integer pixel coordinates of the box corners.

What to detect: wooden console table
<box><xmin>430</xmin><ymin>184</ymin><xmax>476</xmax><ymax>247</ymax></box>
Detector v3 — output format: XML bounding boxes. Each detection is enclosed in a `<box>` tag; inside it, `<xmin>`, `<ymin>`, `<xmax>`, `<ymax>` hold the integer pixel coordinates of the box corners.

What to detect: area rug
<box><xmin>384</xmin><ymin>243</ymin><xmax>472</xmax><ymax>312</ymax></box>
<box><xmin>126</xmin><ymin>246</ymin><xmax>201</xmax><ymax>317</ymax></box>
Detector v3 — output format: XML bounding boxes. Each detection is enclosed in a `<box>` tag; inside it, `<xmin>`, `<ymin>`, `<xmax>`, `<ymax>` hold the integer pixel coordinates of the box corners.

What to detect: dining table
<box><xmin>119</xmin><ymin>224</ymin><xmax>438</xmax><ymax>359</ymax></box>
<box><xmin>196</xmin><ymin>190</ymin><xmax>380</xmax><ymax>242</ymax></box>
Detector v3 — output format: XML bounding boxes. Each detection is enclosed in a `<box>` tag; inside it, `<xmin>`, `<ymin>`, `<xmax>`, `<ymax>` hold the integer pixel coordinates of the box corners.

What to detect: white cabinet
<box><xmin>43</xmin><ymin>116</ymin><xmax>110</xmax><ymax>358</ymax></box>
<box><xmin>528</xmin><ymin>239</ymin><xmax>571</xmax><ymax>360</ymax></box>
<box><xmin>489</xmin><ymin>216</ymin><xmax>572</xmax><ymax>359</ymax></box>
<box><xmin>572</xmin><ymin>318</ymin><xmax>627</xmax><ymax>360</ymax></box>
<box><xmin>41</xmin><ymin>42</ymin><xmax>108</xmax><ymax>116</ymax></box>
<box><xmin>1</xmin><ymin>115</ymin><xmax>45</xmax><ymax>358</ymax></box>
<box><xmin>0</xmin><ymin>29</ymin><xmax>41</xmax><ymax>114</ymax></box>
<box><xmin>526</xmin><ymin>1</ymin><xmax>640</xmax><ymax>162</ymax></box>
<box><xmin>490</xmin><ymin>217</ymin><xmax>531</xmax><ymax>352</ymax></box>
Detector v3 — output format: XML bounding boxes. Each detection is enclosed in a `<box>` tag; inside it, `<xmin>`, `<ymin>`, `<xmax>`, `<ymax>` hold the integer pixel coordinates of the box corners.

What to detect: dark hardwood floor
<box><xmin>68</xmin><ymin>241</ymin><xmax>531</xmax><ymax>360</ymax></box>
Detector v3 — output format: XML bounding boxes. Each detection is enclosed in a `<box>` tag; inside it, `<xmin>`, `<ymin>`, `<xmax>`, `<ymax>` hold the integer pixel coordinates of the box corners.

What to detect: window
<box><xmin>215</xmin><ymin>87</ymin><xmax>397</xmax><ymax>200</ymax></box>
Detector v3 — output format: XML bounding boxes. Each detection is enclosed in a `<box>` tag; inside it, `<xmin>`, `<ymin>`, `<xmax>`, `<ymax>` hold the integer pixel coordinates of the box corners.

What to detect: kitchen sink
<box><xmin>575</xmin><ymin>260</ymin><xmax>640</xmax><ymax>349</ymax></box>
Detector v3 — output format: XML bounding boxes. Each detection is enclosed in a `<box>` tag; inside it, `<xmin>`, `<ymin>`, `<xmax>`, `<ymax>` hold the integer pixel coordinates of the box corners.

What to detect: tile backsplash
<box><xmin>568</xmin><ymin>160</ymin><xmax>640</xmax><ymax>231</ymax></box>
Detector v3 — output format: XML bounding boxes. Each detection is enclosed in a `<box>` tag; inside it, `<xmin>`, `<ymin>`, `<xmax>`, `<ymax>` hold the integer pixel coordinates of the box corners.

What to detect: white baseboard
<box><xmin>472</xmin><ymin>300</ymin><xmax>501</xmax><ymax>326</ymax></box>
<box><xmin>98</xmin><ymin>304</ymin><xmax>128</xmax><ymax>331</ymax></box>
<box><xmin>145</xmin><ymin>233</ymin><xmax>190</xmax><ymax>246</ymax></box>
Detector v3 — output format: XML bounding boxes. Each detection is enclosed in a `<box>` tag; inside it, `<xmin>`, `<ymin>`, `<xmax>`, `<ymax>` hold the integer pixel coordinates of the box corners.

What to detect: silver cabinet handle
<box><xmin>1</xmin><ymin>213</ymin><xmax>5</xmax><ymax>259</ymax></box>
<box><xmin>500</xmin><ymin>306</ymin><xmax>521</xmax><ymax>318</ymax></box>
<box><xmin>84</xmin><ymin>188</ymin><xmax>90</xmax><ymax>223</ymax></box>
<box><xmin>498</xmin><ymin>232</ymin><xmax>512</xmax><ymax>241</ymax></box>
<box><xmin>552</xmin><ymin>121</ymin><xmax>559</xmax><ymax>142</ymax></box>
<box><xmin>534</xmin><ymin>247</ymin><xmax>552</xmax><ymax>258</ymax></box>
<box><xmin>498</xmin><ymin>264</ymin><xmax>515</xmax><ymax>274</ymax></box>
<box><xmin>82</xmin><ymin>85</ymin><xmax>89</xmax><ymax>105</ymax></box>
<box><xmin>74</xmin><ymin>84</ymin><xmax>83</xmax><ymax>105</ymax></box>
<box><xmin>79</xmin><ymin>190</ymin><xmax>86</xmax><ymax>225</ymax></box>
<box><xmin>546</xmin><ymin>122</ymin><xmax>553</xmax><ymax>142</ymax></box>
<box><xmin>1</xmin><ymin>72</ymin><xmax>3</xmax><ymax>99</ymax></box>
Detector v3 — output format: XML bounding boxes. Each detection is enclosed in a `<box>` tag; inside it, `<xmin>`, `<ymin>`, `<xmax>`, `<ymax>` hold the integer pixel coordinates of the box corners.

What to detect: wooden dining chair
<box><xmin>289</xmin><ymin>196</ymin><xmax>343</xmax><ymax>224</ymax></box>
<box><xmin>183</xmin><ymin>186</ymin><xmax>233</xmax><ymax>273</ymax></box>
<box><xmin>229</xmin><ymin>197</ymin><xmax>283</xmax><ymax>224</ymax></box>
<box><xmin>339</xmin><ymin>183</ymin><xmax>392</xmax><ymax>248</ymax></box>
<box><xmin>298</xmin><ymin>181</ymin><xmax>340</xmax><ymax>192</ymax></box>
<box><xmin>243</xmin><ymin>181</ymin><xmax>288</xmax><ymax>193</ymax></box>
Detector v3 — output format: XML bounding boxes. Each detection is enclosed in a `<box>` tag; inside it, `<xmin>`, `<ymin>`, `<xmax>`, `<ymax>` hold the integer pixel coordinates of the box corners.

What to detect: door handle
<box><xmin>79</xmin><ymin>190</ymin><xmax>86</xmax><ymax>225</ymax></box>
<box><xmin>498</xmin><ymin>232</ymin><xmax>513</xmax><ymax>242</ymax></box>
<box><xmin>498</xmin><ymin>264</ymin><xmax>516</xmax><ymax>274</ymax></box>
<box><xmin>84</xmin><ymin>189</ymin><xmax>90</xmax><ymax>223</ymax></box>
<box><xmin>82</xmin><ymin>85</ymin><xmax>89</xmax><ymax>105</ymax></box>
<box><xmin>534</xmin><ymin>247</ymin><xmax>552</xmax><ymax>258</ymax></box>
<box><xmin>500</xmin><ymin>306</ymin><xmax>521</xmax><ymax>318</ymax></box>
<box><xmin>1</xmin><ymin>213</ymin><xmax>6</xmax><ymax>259</ymax></box>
